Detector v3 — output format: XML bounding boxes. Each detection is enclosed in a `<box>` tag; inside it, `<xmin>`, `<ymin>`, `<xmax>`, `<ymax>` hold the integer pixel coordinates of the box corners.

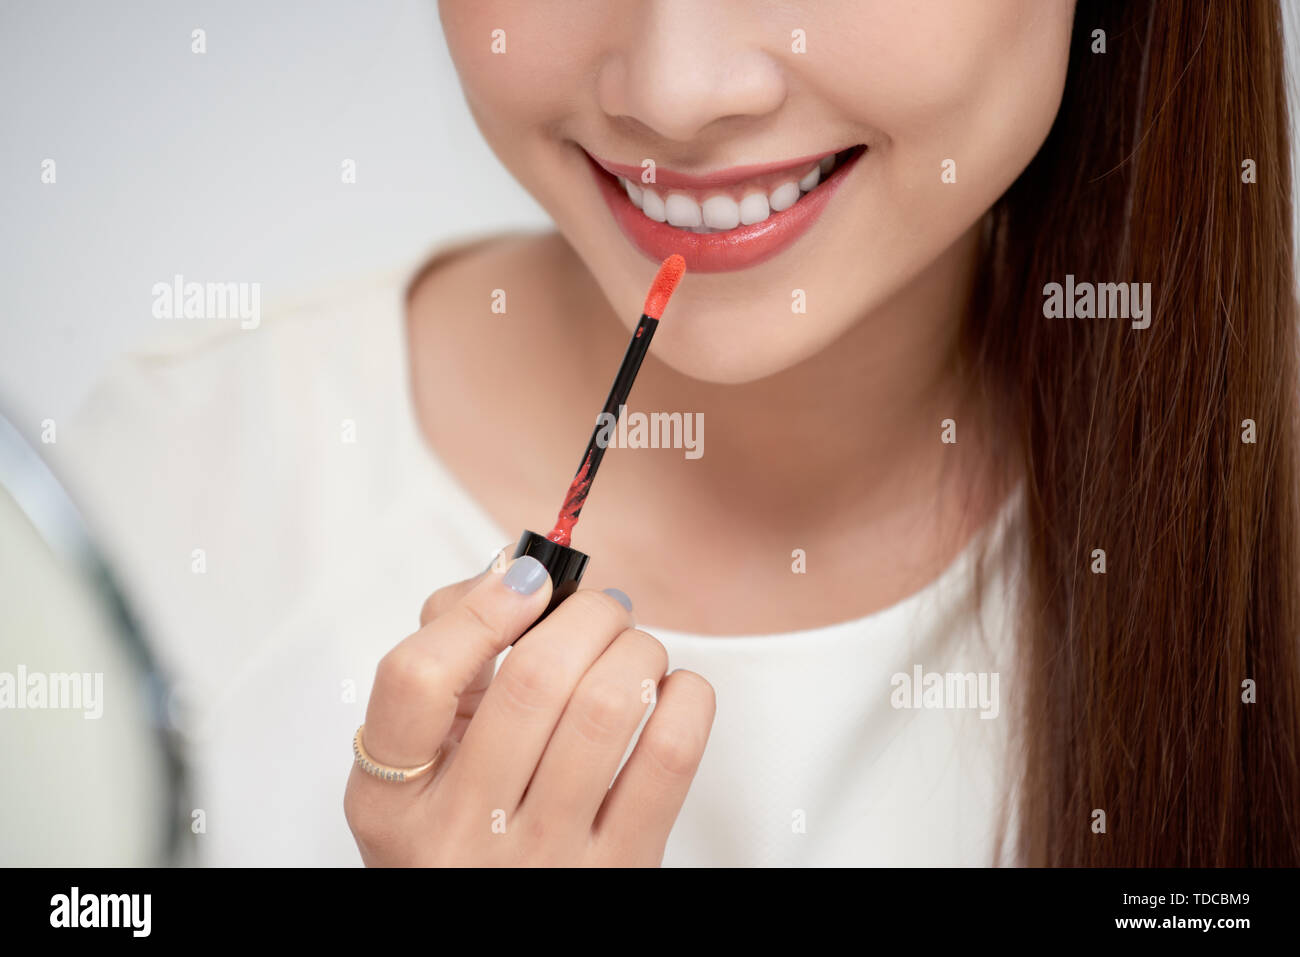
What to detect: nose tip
<box><xmin>595</xmin><ymin>13</ymin><xmax>787</xmax><ymax>145</ymax></box>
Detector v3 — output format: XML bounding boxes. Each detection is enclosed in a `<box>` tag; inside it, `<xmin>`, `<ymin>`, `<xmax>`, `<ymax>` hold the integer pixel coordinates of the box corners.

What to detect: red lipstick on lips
<box><xmin>588</xmin><ymin>146</ymin><xmax>865</xmax><ymax>273</ymax></box>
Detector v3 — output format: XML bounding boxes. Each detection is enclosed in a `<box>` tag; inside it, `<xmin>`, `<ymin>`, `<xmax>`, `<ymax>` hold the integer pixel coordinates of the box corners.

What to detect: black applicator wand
<box><xmin>512</xmin><ymin>253</ymin><xmax>686</xmax><ymax>619</ymax></box>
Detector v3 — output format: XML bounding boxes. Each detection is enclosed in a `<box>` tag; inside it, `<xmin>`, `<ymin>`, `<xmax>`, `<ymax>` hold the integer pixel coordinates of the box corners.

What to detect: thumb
<box><xmin>418</xmin><ymin>542</ymin><xmax>515</xmax><ymax>628</ymax></box>
<box><xmin>415</xmin><ymin>542</ymin><xmax>528</xmax><ymax>744</ymax></box>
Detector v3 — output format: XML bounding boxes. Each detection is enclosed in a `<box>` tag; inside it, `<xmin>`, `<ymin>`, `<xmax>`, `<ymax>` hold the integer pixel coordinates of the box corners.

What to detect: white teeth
<box><xmin>620</xmin><ymin>150</ymin><xmax>851</xmax><ymax>232</ymax></box>
<box><xmin>640</xmin><ymin>189</ymin><xmax>667</xmax><ymax>222</ymax></box>
<box><xmin>768</xmin><ymin>181</ymin><xmax>800</xmax><ymax>212</ymax></box>
<box><xmin>665</xmin><ymin>194</ymin><xmax>703</xmax><ymax>227</ymax></box>
<box><xmin>739</xmin><ymin>192</ymin><xmax>770</xmax><ymax>225</ymax></box>
<box><xmin>701</xmin><ymin>195</ymin><xmax>741</xmax><ymax>230</ymax></box>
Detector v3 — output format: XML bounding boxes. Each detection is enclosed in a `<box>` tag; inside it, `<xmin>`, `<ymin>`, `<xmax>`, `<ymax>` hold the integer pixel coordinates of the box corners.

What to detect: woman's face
<box><xmin>439</xmin><ymin>0</ymin><xmax>1076</xmax><ymax>384</ymax></box>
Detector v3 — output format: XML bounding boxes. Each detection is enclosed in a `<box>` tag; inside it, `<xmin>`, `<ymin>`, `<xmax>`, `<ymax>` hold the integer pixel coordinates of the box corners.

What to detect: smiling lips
<box><xmin>588</xmin><ymin>145</ymin><xmax>864</xmax><ymax>272</ymax></box>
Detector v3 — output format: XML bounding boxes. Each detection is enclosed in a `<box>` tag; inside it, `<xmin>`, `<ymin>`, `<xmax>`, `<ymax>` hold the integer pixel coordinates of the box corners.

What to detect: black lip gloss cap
<box><xmin>512</xmin><ymin>529</ymin><xmax>589</xmax><ymax>622</ymax></box>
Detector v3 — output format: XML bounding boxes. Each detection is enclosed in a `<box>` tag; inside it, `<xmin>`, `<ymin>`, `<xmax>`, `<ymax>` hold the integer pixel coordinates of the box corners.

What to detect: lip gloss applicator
<box><xmin>511</xmin><ymin>253</ymin><xmax>686</xmax><ymax>620</ymax></box>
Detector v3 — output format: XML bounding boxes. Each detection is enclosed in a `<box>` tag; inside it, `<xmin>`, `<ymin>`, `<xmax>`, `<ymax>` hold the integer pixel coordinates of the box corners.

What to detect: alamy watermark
<box><xmin>890</xmin><ymin>664</ymin><xmax>999</xmax><ymax>719</ymax></box>
<box><xmin>1042</xmin><ymin>274</ymin><xmax>1152</xmax><ymax>329</ymax></box>
<box><xmin>595</xmin><ymin>404</ymin><xmax>703</xmax><ymax>459</ymax></box>
<box><xmin>0</xmin><ymin>665</ymin><xmax>103</xmax><ymax>719</ymax></box>
<box><xmin>151</xmin><ymin>274</ymin><xmax>261</xmax><ymax>329</ymax></box>
<box><xmin>50</xmin><ymin>887</ymin><xmax>150</xmax><ymax>937</ymax></box>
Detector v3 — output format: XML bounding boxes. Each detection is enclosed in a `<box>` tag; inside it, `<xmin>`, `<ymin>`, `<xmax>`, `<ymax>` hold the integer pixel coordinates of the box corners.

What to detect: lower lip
<box><xmin>589</xmin><ymin>149</ymin><xmax>863</xmax><ymax>274</ymax></box>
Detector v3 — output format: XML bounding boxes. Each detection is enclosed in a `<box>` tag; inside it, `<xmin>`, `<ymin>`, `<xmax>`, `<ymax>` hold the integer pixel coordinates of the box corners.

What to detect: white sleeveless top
<box><xmin>49</xmin><ymin>237</ymin><xmax>1026</xmax><ymax>867</ymax></box>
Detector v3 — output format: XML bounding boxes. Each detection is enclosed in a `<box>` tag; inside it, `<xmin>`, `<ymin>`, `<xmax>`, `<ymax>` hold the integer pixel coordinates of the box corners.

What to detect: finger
<box><xmin>593</xmin><ymin>669</ymin><xmax>716</xmax><ymax>863</ymax></box>
<box><xmin>445</xmin><ymin>659</ymin><xmax>494</xmax><ymax>745</ymax></box>
<box><xmin>415</xmin><ymin>544</ymin><xmax>520</xmax><ymax>743</ymax></box>
<box><xmin>419</xmin><ymin>542</ymin><xmax>515</xmax><ymax>628</ymax></box>
<box><xmin>419</xmin><ymin>579</ymin><xmax>477</xmax><ymax>629</ymax></box>
<box><xmin>361</xmin><ymin>555</ymin><xmax>552</xmax><ymax>773</ymax></box>
<box><xmin>519</xmin><ymin>628</ymin><xmax>668</xmax><ymax>830</ymax></box>
<box><xmin>440</xmin><ymin>587</ymin><xmax>634</xmax><ymax>814</ymax></box>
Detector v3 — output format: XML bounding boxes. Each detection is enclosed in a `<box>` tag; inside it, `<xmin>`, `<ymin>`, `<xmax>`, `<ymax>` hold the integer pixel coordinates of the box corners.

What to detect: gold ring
<box><xmin>352</xmin><ymin>724</ymin><xmax>443</xmax><ymax>783</ymax></box>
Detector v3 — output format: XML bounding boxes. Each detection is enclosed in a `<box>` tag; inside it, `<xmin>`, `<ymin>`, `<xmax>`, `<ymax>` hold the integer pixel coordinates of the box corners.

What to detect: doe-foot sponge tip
<box><xmin>642</xmin><ymin>253</ymin><xmax>686</xmax><ymax>320</ymax></box>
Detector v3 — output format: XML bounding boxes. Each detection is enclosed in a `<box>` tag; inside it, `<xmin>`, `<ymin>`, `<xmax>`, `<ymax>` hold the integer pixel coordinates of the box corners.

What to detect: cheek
<box><xmin>439</xmin><ymin>2</ymin><xmax>606</xmax><ymax>137</ymax></box>
<box><xmin>821</xmin><ymin>0</ymin><xmax>1074</xmax><ymax>191</ymax></box>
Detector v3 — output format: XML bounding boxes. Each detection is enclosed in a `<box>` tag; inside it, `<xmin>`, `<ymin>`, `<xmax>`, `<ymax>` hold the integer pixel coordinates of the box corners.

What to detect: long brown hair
<box><xmin>972</xmin><ymin>0</ymin><xmax>1300</xmax><ymax>865</ymax></box>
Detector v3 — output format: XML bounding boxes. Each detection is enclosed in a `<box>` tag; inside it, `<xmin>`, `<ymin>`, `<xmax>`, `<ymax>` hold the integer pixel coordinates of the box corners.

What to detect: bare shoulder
<box><xmin>402</xmin><ymin>230</ymin><xmax>597</xmax><ymax>522</ymax></box>
<box><xmin>405</xmin><ymin>230</ymin><xmax>585</xmax><ymax>405</ymax></box>
<box><xmin>407</xmin><ymin>230</ymin><xmax>577</xmax><ymax>338</ymax></box>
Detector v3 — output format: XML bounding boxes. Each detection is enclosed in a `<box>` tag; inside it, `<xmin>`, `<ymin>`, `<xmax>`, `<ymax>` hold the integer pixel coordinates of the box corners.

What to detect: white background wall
<box><xmin>2</xmin><ymin>1</ymin><xmax>1299</xmax><ymax>423</ymax></box>
<box><xmin>0</xmin><ymin>0</ymin><xmax>550</xmax><ymax>424</ymax></box>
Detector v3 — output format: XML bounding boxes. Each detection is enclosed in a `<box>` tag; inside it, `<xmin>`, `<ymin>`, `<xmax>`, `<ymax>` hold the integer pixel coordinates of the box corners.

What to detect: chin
<box><xmin>648</xmin><ymin>320</ymin><xmax>841</xmax><ymax>386</ymax></box>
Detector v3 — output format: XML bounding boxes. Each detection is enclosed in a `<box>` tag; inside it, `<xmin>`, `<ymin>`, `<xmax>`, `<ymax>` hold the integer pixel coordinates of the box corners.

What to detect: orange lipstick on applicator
<box><xmin>511</xmin><ymin>254</ymin><xmax>686</xmax><ymax>621</ymax></box>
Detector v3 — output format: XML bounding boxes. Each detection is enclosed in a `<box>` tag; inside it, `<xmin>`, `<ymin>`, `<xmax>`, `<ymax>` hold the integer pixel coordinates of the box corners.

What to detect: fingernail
<box><xmin>602</xmin><ymin>587</ymin><xmax>633</xmax><ymax>612</ymax></box>
<box><xmin>503</xmin><ymin>555</ymin><xmax>548</xmax><ymax>595</ymax></box>
<box><xmin>483</xmin><ymin>542</ymin><xmax>514</xmax><ymax>574</ymax></box>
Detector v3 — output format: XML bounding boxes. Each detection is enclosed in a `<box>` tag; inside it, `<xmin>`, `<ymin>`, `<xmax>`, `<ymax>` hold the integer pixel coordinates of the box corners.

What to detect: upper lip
<box><xmin>585</xmin><ymin>148</ymin><xmax>844</xmax><ymax>190</ymax></box>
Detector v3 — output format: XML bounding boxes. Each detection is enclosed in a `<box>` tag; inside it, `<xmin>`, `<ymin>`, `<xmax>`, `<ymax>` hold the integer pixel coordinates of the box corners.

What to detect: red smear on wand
<box><xmin>547</xmin><ymin>451</ymin><xmax>592</xmax><ymax>547</ymax></box>
<box><xmin>546</xmin><ymin>254</ymin><xmax>686</xmax><ymax>546</ymax></box>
